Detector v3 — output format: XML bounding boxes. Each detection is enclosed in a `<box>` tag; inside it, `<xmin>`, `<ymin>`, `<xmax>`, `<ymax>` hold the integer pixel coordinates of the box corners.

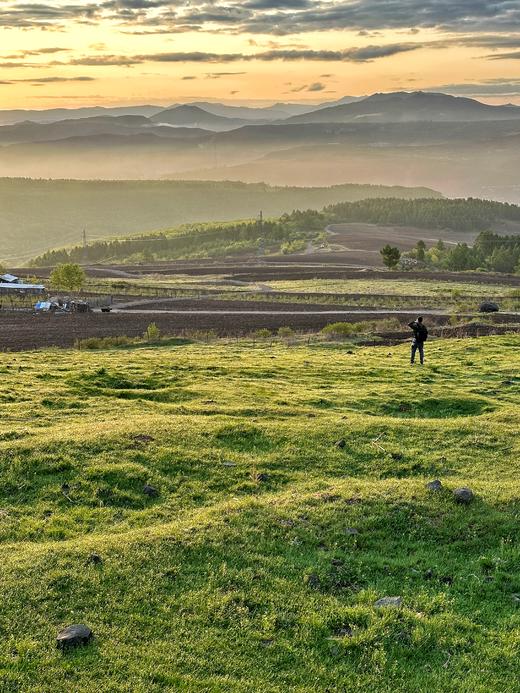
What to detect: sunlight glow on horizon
<box><xmin>1</xmin><ymin>2</ymin><xmax>520</xmax><ymax>108</ymax></box>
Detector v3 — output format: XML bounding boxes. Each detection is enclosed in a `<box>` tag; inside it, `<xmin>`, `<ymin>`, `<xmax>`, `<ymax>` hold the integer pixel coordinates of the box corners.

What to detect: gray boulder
<box><xmin>454</xmin><ymin>487</ymin><xmax>474</xmax><ymax>504</ymax></box>
<box><xmin>426</xmin><ymin>480</ymin><xmax>443</xmax><ymax>492</ymax></box>
<box><xmin>57</xmin><ymin>624</ymin><xmax>93</xmax><ymax>650</ymax></box>
<box><xmin>479</xmin><ymin>301</ymin><xmax>499</xmax><ymax>313</ymax></box>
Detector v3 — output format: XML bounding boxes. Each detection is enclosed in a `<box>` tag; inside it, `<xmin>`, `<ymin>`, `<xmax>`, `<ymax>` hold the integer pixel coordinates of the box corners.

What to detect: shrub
<box><xmin>278</xmin><ymin>326</ymin><xmax>295</xmax><ymax>339</ymax></box>
<box><xmin>321</xmin><ymin>322</ymin><xmax>356</xmax><ymax>339</ymax></box>
<box><xmin>75</xmin><ymin>336</ymin><xmax>134</xmax><ymax>350</ymax></box>
<box><xmin>253</xmin><ymin>329</ymin><xmax>272</xmax><ymax>340</ymax></box>
<box><xmin>322</xmin><ymin>319</ymin><xmax>402</xmax><ymax>340</ymax></box>
<box><xmin>144</xmin><ymin>322</ymin><xmax>161</xmax><ymax>343</ymax></box>
<box><xmin>184</xmin><ymin>330</ymin><xmax>217</xmax><ymax>342</ymax></box>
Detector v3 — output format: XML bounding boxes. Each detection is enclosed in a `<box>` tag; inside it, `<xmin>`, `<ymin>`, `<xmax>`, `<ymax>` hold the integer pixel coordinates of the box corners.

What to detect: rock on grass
<box><xmin>374</xmin><ymin>596</ymin><xmax>402</xmax><ymax>608</ymax></box>
<box><xmin>454</xmin><ymin>487</ymin><xmax>474</xmax><ymax>504</ymax></box>
<box><xmin>426</xmin><ymin>480</ymin><xmax>443</xmax><ymax>492</ymax></box>
<box><xmin>57</xmin><ymin>624</ymin><xmax>93</xmax><ymax>650</ymax></box>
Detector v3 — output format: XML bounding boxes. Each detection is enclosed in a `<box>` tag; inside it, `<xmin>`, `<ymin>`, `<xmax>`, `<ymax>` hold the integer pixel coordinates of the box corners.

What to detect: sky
<box><xmin>2</xmin><ymin>0</ymin><xmax>520</xmax><ymax>108</ymax></box>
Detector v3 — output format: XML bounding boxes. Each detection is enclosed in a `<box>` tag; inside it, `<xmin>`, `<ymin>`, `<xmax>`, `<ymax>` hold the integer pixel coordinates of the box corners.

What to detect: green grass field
<box><xmin>267</xmin><ymin>278</ymin><xmax>516</xmax><ymax>298</ymax></box>
<box><xmin>92</xmin><ymin>276</ymin><xmax>515</xmax><ymax>298</ymax></box>
<box><xmin>0</xmin><ymin>336</ymin><xmax>519</xmax><ymax>692</ymax></box>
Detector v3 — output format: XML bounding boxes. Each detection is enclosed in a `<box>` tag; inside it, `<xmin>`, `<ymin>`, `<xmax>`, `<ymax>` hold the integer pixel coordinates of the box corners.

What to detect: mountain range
<box><xmin>1</xmin><ymin>92</ymin><xmax>520</xmax><ymax>200</ymax></box>
<box><xmin>285</xmin><ymin>91</ymin><xmax>520</xmax><ymax>124</ymax></box>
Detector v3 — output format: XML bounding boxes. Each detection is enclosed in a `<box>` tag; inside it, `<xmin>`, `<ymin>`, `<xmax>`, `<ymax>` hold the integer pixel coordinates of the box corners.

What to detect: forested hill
<box><xmin>30</xmin><ymin>196</ymin><xmax>520</xmax><ymax>267</ymax></box>
<box><xmin>325</xmin><ymin>197</ymin><xmax>520</xmax><ymax>231</ymax></box>
<box><xmin>0</xmin><ymin>179</ymin><xmax>438</xmax><ymax>263</ymax></box>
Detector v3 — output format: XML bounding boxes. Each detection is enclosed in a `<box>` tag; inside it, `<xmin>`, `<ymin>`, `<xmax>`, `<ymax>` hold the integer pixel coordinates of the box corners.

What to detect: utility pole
<box><xmin>257</xmin><ymin>210</ymin><xmax>264</xmax><ymax>258</ymax></box>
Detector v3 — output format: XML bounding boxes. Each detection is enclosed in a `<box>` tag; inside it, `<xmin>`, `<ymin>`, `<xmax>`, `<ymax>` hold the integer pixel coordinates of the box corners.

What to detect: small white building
<box><xmin>0</xmin><ymin>273</ymin><xmax>20</xmax><ymax>284</ymax></box>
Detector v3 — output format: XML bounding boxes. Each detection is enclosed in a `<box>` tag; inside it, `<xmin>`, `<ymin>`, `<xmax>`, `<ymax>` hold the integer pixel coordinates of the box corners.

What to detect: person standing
<box><xmin>408</xmin><ymin>316</ymin><xmax>428</xmax><ymax>365</ymax></box>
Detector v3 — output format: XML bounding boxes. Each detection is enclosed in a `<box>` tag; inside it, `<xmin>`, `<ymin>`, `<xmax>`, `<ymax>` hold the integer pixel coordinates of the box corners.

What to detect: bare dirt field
<box><xmin>321</xmin><ymin>223</ymin><xmax>491</xmax><ymax>266</ymax></box>
<box><xmin>19</xmin><ymin>263</ymin><xmax>520</xmax><ymax>286</ymax></box>
<box><xmin>7</xmin><ymin>253</ymin><xmax>520</xmax><ymax>351</ymax></box>
<box><xmin>2</xmin><ymin>308</ymin><xmax>520</xmax><ymax>351</ymax></box>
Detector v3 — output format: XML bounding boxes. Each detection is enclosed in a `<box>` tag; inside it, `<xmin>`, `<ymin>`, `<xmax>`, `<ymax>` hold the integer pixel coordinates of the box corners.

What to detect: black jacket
<box><xmin>408</xmin><ymin>321</ymin><xmax>428</xmax><ymax>342</ymax></box>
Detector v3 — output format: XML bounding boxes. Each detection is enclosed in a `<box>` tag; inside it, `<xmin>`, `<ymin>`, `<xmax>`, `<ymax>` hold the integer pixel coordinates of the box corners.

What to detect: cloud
<box><xmin>67</xmin><ymin>55</ymin><xmax>138</xmax><ymax>66</ymax></box>
<box><xmin>2</xmin><ymin>76</ymin><xmax>96</xmax><ymax>85</ymax></box>
<box><xmin>1</xmin><ymin>47</ymin><xmax>69</xmax><ymax>58</ymax></box>
<box><xmin>0</xmin><ymin>62</ymin><xmax>43</xmax><ymax>68</ymax></box>
<box><xmin>3</xmin><ymin>0</ymin><xmax>520</xmax><ymax>38</ymax></box>
<box><xmin>205</xmin><ymin>71</ymin><xmax>248</xmax><ymax>78</ymax></box>
<box><xmin>307</xmin><ymin>81</ymin><xmax>326</xmax><ymax>91</ymax></box>
<box><xmin>288</xmin><ymin>81</ymin><xmax>327</xmax><ymax>92</ymax></box>
<box><xmin>132</xmin><ymin>43</ymin><xmax>420</xmax><ymax>64</ymax></box>
<box><xmin>0</xmin><ymin>3</ymin><xmax>99</xmax><ymax>29</ymax></box>
<box><xmin>485</xmin><ymin>50</ymin><xmax>520</xmax><ymax>60</ymax></box>
<box><xmin>424</xmin><ymin>79</ymin><xmax>520</xmax><ymax>96</ymax></box>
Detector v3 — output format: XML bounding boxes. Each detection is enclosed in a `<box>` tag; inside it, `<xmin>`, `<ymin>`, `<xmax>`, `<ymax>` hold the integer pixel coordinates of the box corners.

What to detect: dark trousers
<box><xmin>411</xmin><ymin>339</ymin><xmax>424</xmax><ymax>364</ymax></box>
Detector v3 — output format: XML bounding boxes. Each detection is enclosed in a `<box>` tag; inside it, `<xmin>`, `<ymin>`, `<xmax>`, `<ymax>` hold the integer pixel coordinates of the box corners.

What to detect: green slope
<box><xmin>0</xmin><ymin>179</ymin><xmax>440</xmax><ymax>263</ymax></box>
<box><xmin>0</xmin><ymin>336</ymin><xmax>518</xmax><ymax>691</ymax></box>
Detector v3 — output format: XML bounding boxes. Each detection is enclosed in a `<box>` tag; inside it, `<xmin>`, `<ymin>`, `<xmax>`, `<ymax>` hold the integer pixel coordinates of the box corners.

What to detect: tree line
<box><xmin>382</xmin><ymin>232</ymin><xmax>520</xmax><ymax>273</ymax></box>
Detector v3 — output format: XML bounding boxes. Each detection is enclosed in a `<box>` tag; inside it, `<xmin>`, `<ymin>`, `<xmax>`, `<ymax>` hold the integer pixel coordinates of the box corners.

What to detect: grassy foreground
<box><xmin>0</xmin><ymin>336</ymin><xmax>519</xmax><ymax>692</ymax></box>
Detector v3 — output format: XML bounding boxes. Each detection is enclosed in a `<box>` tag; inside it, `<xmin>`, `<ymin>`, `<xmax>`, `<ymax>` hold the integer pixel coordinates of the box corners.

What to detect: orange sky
<box><xmin>1</xmin><ymin>1</ymin><xmax>520</xmax><ymax>108</ymax></box>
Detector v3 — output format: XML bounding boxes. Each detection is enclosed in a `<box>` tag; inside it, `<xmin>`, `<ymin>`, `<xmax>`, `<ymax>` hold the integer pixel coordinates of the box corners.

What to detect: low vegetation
<box><xmin>404</xmin><ymin>232</ymin><xmax>520</xmax><ymax>273</ymax></box>
<box><xmin>0</xmin><ymin>336</ymin><xmax>518</xmax><ymax>691</ymax></box>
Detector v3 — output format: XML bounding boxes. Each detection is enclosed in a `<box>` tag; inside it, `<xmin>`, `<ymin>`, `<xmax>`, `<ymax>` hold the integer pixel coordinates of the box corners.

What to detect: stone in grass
<box><xmin>143</xmin><ymin>484</ymin><xmax>159</xmax><ymax>498</ymax></box>
<box><xmin>374</xmin><ymin>596</ymin><xmax>402</xmax><ymax>609</ymax></box>
<box><xmin>479</xmin><ymin>301</ymin><xmax>499</xmax><ymax>313</ymax></box>
<box><xmin>335</xmin><ymin>439</ymin><xmax>346</xmax><ymax>449</ymax></box>
<box><xmin>344</xmin><ymin>527</ymin><xmax>359</xmax><ymax>536</ymax></box>
<box><xmin>131</xmin><ymin>434</ymin><xmax>154</xmax><ymax>444</ymax></box>
<box><xmin>426</xmin><ymin>480</ymin><xmax>443</xmax><ymax>492</ymax></box>
<box><xmin>57</xmin><ymin>624</ymin><xmax>93</xmax><ymax>650</ymax></box>
<box><xmin>86</xmin><ymin>553</ymin><xmax>102</xmax><ymax>566</ymax></box>
<box><xmin>454</xmin><ymin>487</ymin><xmax>474</xmax><ymax>504</ymax></box>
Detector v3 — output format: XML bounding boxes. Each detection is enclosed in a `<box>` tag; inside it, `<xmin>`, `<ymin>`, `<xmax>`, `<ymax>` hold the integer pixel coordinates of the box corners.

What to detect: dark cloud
<box><xmin>3</xmin><ymin>1</ymin><xmax>520</xmax><ymax>38</ymax></box>
<box><xmin>243</xmin><ymin>0</ymin><xmax>312</xmax><ymax>8</ymax></box>
<box><xmin>132</xmin><ymin>44</ymin><xmax>420</xmax><ymax>64</ymax></box>
<box><xmin>486</xmin><ymin>50</ymin><xmax>520</xmax><ymax>60</ymax></box>
<box><xmin>135</xmin><ymin>51</ymin><xmax>243</xmax><ymax>63</ymax></box>
<box><xmin>0</xmin><ymin>3</ymin><xmax>98</xmax><ymax>29</ymax></box>
<box><xmin>1</xmin><ymin>75</ymin><xmax>96</xmax><ymax>85</ymax></box>
<box><xmin>307</xmin><ymin>81</ymin><xmax>326</xmax><ymax>91</ymax></box>
<box><xmin>205</xmin><ymin>71</ymin><xmax>248</xmax><ymax>78</ymax></box>
<box><xmin>67</xmin><ymin>55</ymin><xmax>138</xmax><ymax>66</ymax></box>
<box><xmin>1</xmin><ymin>47</ymin><xmax>69</xmax><ymax>58</ymax></box>
<box><xmin>0</xmin><ymin>61</ymin><xmax>42</xmax><ymax>68</ymax></box>
<box><xmin>288</xmin><ymin>81</ymin><xmax>327</xmax><ymax>92</ymax></box>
